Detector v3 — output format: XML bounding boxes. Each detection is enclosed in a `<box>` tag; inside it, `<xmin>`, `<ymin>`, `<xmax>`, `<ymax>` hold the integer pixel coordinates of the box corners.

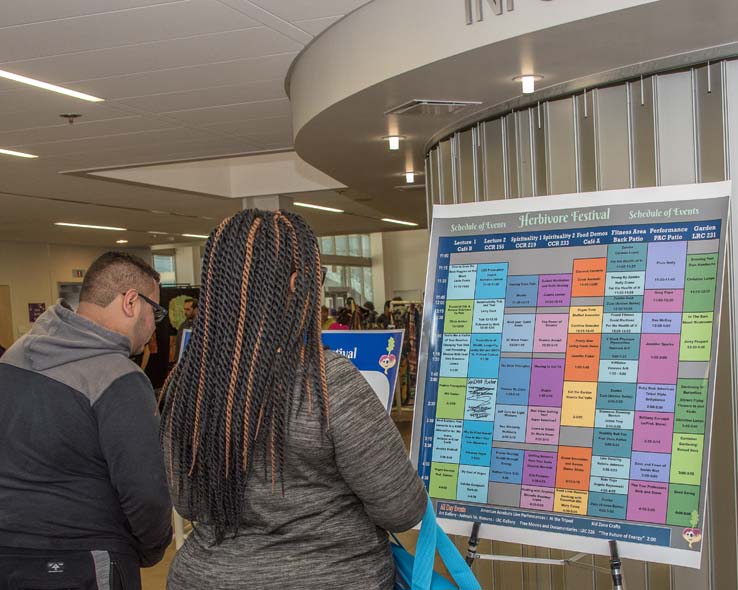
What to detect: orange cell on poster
<box><xmin>555</xmin><ymin>446</ymin><xmax>593</xmax><ymax>491</ymax></box>
<box><xmin>564</xmin><ymin>334</ymin><xmax>601</xmax><ymax>382</ymax></box>
<box><xmin>572</xmin><ymin>258</ymin><xmax>607</xmax><ymax>297</ymax></box>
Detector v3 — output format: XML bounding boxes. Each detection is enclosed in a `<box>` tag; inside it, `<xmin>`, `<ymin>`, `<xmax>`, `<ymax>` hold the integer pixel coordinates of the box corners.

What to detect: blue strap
<box><xmin>435</xmin><ymin>524</ymin><xmax>481</xmax><ymax>590</ymax></box>
<box><xmin>411</xmin><ymin>500</ymin><xmax>438</xmax><ymax>590</ymax></box>
<box><xmin>409</xmin><ymin>499</ymin><xmax>481</xmax><ymax>590</ymax></box>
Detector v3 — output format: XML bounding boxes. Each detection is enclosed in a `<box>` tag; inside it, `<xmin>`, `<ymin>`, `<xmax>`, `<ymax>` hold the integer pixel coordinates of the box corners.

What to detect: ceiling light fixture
<box><xmin>405</xmin><ymin>172</ymin><xmax>415</xmax><ymax>184</ymax></box>
<box><xmin>382</xmin><ymin>218</ymin><xmax>419</xmax><ymax>227</ymax></box>
<box><xmin>513</xmin><ymin>74</ymin><xmax>543</xmax><ymax>94</ymax></box>
<box><xmin>147</xmin><ymin>231</ymin><xmax>169</xmax><ymax>235</ymax></box>
<box><xmin>384</xmin><ymin>136</ymin><xmax>404</xmax><ymax>151</ymax></box>
<box><xmin>116</xmin><ymin>239</ymin><xmax>129</xmax><ymax>244</ymax></box>
<box><xmin>182</xmin><ymin>233</ymin><xmax>209</xmax><ymax>239</ymax></box>
<box><xmin>0</xmin><ymin>69</ymin><xmax>104</xmax><ymax>102</ymax></box>
<box><xmin>0</xmin><ymin>148</ymin><xmax>38</xmax><ymax>159</ymax></box>
<box><xmin>294</xmin><ymin>202</ymin><xmax>344</xmax><ymax>213</ymax></box>
<box><xmin>55</xmin><ymin>222</ymin><xmax>126</xmax><ymax>231</ymax></box>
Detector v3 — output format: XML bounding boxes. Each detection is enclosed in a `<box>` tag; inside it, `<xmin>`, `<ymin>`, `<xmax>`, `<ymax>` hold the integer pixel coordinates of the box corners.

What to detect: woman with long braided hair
<box><xmin>161</xmin><ymin>209</ymin><xmax>426</xmax><ymax>590</ymax></box>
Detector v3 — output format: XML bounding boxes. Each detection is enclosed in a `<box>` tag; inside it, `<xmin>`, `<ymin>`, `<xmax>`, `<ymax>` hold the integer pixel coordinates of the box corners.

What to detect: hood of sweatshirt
<box><xmin>5</xmin><ymin>301</ymin><xmax>132</xmax><ymax>372</ymax></box>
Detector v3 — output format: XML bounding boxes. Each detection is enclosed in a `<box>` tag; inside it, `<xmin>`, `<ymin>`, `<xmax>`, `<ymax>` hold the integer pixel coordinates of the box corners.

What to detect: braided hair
<box><xmin>159</xmin><ymin>209</ymin><xmax>328</xmax><ymax>543</ymax></box>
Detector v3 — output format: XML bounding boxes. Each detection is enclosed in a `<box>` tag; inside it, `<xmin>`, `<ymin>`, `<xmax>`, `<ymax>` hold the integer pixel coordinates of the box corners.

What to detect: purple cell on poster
<box><xmin>537</xmin><ymin>274</ymin><xmax>572</xmax><ymax>307</ymax></box>
<box><xmin>638</xmin><ymin>334</ymin><xmax>680</xmax><ymax>384</ymax></box>
<box><xmin>645</xmin><ymin>242</ymin><xmax>687</xmax><ymax>290</ymax></box>
<box><xmin>522</xmin><ymin>451</ymin><xmax>558</xmax><ymax>488</ymax></box>
<box><xmin>630</xmin><ymin>451</ymin><xmax>671</xmax><ymax>483</ymax></box>
<box><xmin>632</xmin><ymin>412</ymin><xmax>674</xmax><ymax>454</ymax></box>
<box><xmin>627</xmin><ymin>481</ymin><xmax>669</xmax><ymax>524</ymax></box>
<box><xmin>529</xmin><ymin>359</ymin><xmax>565</xmax><ymax>407</ymax></box>
<box><xmin>636</xmin><ymin>384</ymin><xmax>676</xmax><ymax>413</ymax></box>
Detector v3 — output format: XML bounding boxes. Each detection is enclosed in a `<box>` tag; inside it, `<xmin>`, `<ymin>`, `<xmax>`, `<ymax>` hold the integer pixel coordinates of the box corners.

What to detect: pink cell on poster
<box><xmin>626</xmin><ymin>481</ymin><xmax>669</xmax><ymax>524</ymax></box>
<box><xmin>537</xmin><ymin>274</ymin><xmax>572</xmax><ymax>307</ymax></box>
<box><xmin>526</xmin><ymin>407</ymin><xmax>561</xmax><ymax>445</ymax></box>
<box><xmin>520</xmin><ymin>485</ymin><xmax>556</xmax><ymax>512</ymax></box>
<box><xmin>533</xmin><ymin>314</ymin><xmax>568</xmax><ymax>353</ymax></box>
<box><xmin>643</xmin><ymin>289</ymin><xmax>684</xmax><ymax>313</ymax></box>
<box><xmin>529</xmin><ymin>359</ymin><xmax>565</xmax><ymax>407</ymax></box>
<box><xmin>632</xmin><ymin>412</ymin><xmax>674</xmax><ymax>453</ymax></box>
<box><xmin>637</xmin><ymin>334</ymin><xmax>680</xmax><ymax>384</ymax></box>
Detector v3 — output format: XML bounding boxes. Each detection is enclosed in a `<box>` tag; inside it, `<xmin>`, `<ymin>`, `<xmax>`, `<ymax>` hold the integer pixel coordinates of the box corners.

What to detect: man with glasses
<box><xmin>0</xmin><ymin>252</ymin><xmax>172</xmax><ymax>589</ymax></box>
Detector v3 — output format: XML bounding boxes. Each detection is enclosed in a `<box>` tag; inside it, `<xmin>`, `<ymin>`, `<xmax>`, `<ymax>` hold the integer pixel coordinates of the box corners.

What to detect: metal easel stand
<box><xmin>465</xmin><ymin>523</ymin><xmax>624</xmax><ymax>590</ymax></box>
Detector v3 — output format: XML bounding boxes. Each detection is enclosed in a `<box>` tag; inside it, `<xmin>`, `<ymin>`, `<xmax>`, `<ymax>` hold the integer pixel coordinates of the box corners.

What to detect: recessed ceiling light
<box><xmin>55</xmin><ymin>222</ymin><xmax>126</xmax><ymax>231</ymax></box>
<box><xmin>116</xmin><ymin>239</ymin><xmax>129</xmax><ymax>244</ymax></box>
<box><xmin>0</xmin><ymin>148</ymin><xmax>38</xmax><ymax>159</ymax></box>
<box><xmin>294</xmin><ymin>202</ymin><xmax>344</xmax><ymax>213</ymax></box>
<box><xmin>382</xmin><ymin>218</ymin><xmax>419</xmax><ymax>227</ymax></box>
<box><xmin>384</xmin><ymin>136</ymin><xmax>404</xmax><ymax>151</ymax></box>
<box><xmin>0</xmin><ymin>69</ymin><xmax>104</xmax><ymax>102</ymax></box>
<box><xmin>513</xmin><ymin>74</ymin><xmax>543</xmax><ymax>94</ymax></box>
<box><xmin>147</xmin><ymin>231</ymin><xmax>169</xmax><ymax>235</ymax></box>
<box><xmin>182</xmin><ymin>233</ymin><xmax>209</xmax><ymax>239</ymax></box>
<box><xmin>405</xmin><ymin>172</ymin><xmax>415</xmax><ymax>184</ymax></box>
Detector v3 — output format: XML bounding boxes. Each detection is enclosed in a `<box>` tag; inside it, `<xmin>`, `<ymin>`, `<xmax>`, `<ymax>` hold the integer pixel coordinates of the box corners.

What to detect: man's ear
<box><xmin>121</xmin><ymin>289</ymin><xmax>137</xmax><ymax>319</ymax></box>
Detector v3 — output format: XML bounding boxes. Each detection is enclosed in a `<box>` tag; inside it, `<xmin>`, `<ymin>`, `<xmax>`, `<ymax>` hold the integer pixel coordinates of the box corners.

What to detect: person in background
<box><xmin>174</xmin><ymin>297</ymin><xmax>198</xmax><ymax>361</ymax></box>
<box><xmin>0</xmin><ymin>252</ymin><xmax>172</xmax><ymax>589</ymax></box>
<box><xmin>160</xmin><ymin>209</ymin><xmax>426</xmax><ymax>590</ymax></box>
<box><xmin>363</xmin><ymin>301</ymin><xmax>378</xmax><ymax>328</ymax></box>
<box><xmin>376</xmin><ymin>300</ymin><xmax>393</xmax><ymax>329</ymax></box>
<box><xmin>321</xmin><ymin>305</ymin><xmax>333</xmax><ymax>330</ymax></box>
<box><xmin>328</xmin><ymin>307</ymin><xmax>352</xmax><ymax>330</ymax></box>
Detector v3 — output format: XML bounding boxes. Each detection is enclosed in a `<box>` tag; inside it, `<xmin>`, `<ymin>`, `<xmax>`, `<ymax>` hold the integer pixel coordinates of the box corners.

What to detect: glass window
<box><xmin>350</xmin><ymin>266</ymin><xmax>363</xmax><ymax>299</ymax></box>
<box><xmin>334</xmin><ymin>235</ymin><xmax>348</xmax><ymax>256</ymax></box>
<box><xmin>324</xmin><ymin>265</ymin><xmax>343</xmax><ymax>289</ymax></box>
<box><xmin>153</xmin><ymin>254</ymin><xmax>176</xmax><ymax>285</ymax></box>
<box><xmin>363</xmin><ymin>267</ymin><xmax>374</xmax><ymax>302</ymax></box>
<box><xmin>349</xmin><ymin>235</ymin><xmax>361</xmax><ymax>257</ymax></box>
<box><xmin>320</xmin><ymin>236</ymin><xmax>335</xmax><ymax>255</ymax></box>
<box><xmin>361</xmin><ymin>235</ymin><xmax>371</xmax><ymax>257</ymax></box>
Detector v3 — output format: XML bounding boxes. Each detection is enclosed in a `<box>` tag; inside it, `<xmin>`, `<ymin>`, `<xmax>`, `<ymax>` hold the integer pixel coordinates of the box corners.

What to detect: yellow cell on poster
<box><xmin>554</xmin><ymin>489</ymin><xmax>589</xmax><ymax>515</ymax></box>
<box><xmin>561</xmin><ymin>382</ymin><xmax>597</xmax><ymax>427</ymax></box>
<box><xmin>568</xmin><ymin>306</ymin><xmax>604</xmax><ymax>334</ymax></box>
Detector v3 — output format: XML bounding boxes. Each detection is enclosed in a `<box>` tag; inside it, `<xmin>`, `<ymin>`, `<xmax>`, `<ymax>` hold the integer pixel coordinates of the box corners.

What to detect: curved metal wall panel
<box><xmin>546</xmin><ymin>97</ymin><xmax>578</xmax><ymax>195</ymax></box>
<box><xmin>596</xmin><ymin>85</ymin><xmax>632</xmax><ymax>190</ymax></box>
<box><xmin>425</xmin><ymin>58</ymin><xmax>738</xmax><ymax>590</ymax></box>
<box><xmin>656</xmin><ymin>70</ymin><xmax>697</xmax><ymax>185</ymax></box>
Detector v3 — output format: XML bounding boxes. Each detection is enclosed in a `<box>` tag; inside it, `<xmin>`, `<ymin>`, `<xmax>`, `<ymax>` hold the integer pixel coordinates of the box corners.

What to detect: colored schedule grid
<box><xmin>425</xmin><ymin>220</ymin><xmax>721</xmax><ymax>529</ymax></box>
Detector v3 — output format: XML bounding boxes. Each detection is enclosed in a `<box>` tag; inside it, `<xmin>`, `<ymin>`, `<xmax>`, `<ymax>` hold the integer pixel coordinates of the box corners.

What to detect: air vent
<box><xmin>385</xmin><ymin>99</ymin><xmax>482</xmax><ymax>117</ymax></box>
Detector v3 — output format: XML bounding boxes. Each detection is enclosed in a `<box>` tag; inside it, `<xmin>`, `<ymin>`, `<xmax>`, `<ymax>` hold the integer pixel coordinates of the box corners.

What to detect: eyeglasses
<box><xmin>123</xmin><ymin>291</ymin><xmax>168</xmax><ymax>323</ymax></box>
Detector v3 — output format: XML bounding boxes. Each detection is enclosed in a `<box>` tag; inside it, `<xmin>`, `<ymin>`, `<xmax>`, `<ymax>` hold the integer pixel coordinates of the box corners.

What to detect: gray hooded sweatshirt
<box><xmin>0</xmin><ymin>302</ymin><xmax>172</xmax><ymax>566</ymax></box>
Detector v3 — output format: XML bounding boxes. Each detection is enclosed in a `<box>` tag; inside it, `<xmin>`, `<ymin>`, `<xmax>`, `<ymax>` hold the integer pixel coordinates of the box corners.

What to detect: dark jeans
<box><xmin>0</xmin><ymin>548</ymin><xmax>140</xmax><ymax>590</ymax></box>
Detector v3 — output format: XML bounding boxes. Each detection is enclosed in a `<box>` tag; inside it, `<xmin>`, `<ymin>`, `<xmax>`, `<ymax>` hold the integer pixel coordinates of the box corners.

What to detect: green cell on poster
<box><xmin>683</xmin><ymin>254</ymin><xmax>718</xmax><ymax>313</ymax></box>
<box><xmin>430</xmin><ymin>462</ymin><xmax>459</xmax><ymax>500</ymax></box>
<box><xmin>670</xmin><ymin>434</ymin><xmax>704</xmax><ymax>486</ymax></box>
<box><xmin>445</xmin><ymin>300</ymin><xmax>474</xmax><ymax>333</ymax></box>
<box><xmin>675</xmin><ymin>379</ymin><xmax>708</xmax><ymax>434</ymax></box>
<box><xmin>667</xmin><ymin>484</ymin><xmax>701</xmax><ymax>527</ymax></box>
<box><xmin>436</xmin><ymin>378</ymin><xmax>468</xmax><ymax>420</ymax></box>
<box><xmin>680</xmin><ymin>312</ymin><xmax>714</xmax><ymax>362</ymax></box>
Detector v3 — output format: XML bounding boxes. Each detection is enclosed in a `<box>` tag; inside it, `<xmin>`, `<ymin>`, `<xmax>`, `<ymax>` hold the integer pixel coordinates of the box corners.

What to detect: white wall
<box><xmin>377</xmin><ymin>229</ymin><xmax>430</xmax><ymax>303</ymax></box>
<box><xmin>0</xmin><ymin>242</ymin><xmax>150</xmax><ymax>342</ymax></box>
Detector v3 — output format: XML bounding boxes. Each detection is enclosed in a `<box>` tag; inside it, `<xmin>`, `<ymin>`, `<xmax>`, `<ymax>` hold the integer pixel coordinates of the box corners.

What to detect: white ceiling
<box><xmin>0</xmin><ymin>0</ymin><xmax>372</xmax><ymax>247</ymax></box>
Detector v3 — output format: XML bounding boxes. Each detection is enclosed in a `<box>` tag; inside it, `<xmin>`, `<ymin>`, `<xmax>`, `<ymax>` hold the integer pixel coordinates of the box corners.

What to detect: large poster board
<box><xmin>410</xmin><ymin>183</ymin><xmax>731</xmax><ymax>568</ymax></box>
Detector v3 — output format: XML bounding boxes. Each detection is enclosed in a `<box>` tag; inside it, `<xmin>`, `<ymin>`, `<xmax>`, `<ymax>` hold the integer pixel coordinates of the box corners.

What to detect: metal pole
<box><xmin>609</xmin><ymin>541</ymin><xmax>624</xmax><ymax>590</ymax></box>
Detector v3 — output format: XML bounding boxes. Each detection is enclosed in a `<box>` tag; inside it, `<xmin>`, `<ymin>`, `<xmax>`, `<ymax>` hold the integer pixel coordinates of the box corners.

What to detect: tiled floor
<box><xmin>141</xmin><ymin>420</ymin><xmax>418</xmax><ymax>590</ymax></box>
